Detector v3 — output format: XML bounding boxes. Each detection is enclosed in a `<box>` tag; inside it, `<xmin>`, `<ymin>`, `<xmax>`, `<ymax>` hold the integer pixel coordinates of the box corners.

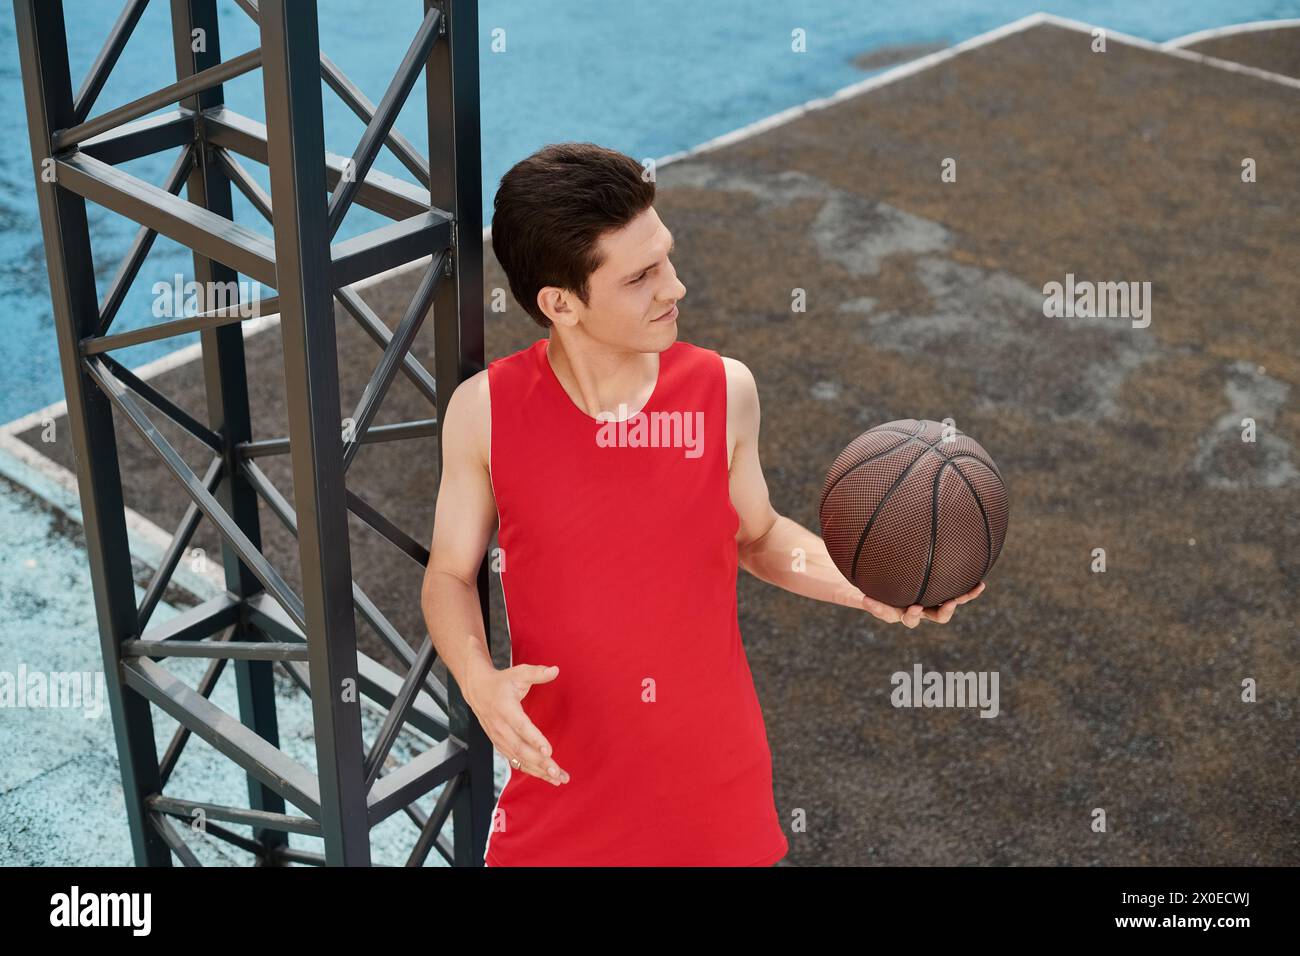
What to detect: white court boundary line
<box><xmin>1034</xmin><ymin>12</ymin><xmax>1300</xmax><ymax>90</ymax></box>
<box><xmin>0</xmin><ymin>427</ymin><xmax>228</xmax><ymax>599</ymax></box>
<box><xmin>0</xmin><ymin>251</ymin><xmax>444</xmax><ymax>628</ymax></box>
<box><xmin>2</xmin><ymin>13</ymin><xmax>1055</xmax><ymax>538</ymax></box>
<box><xmin>0</xmin><ymin>10</ymin><xmax>1040</xmax><ymax>762</ymax></box>
<box><xmin>15</xmin><ymin>7</ymin><xmax>1294</xmax><ymax>443</ymax></box>
<box><xmin>1162</xmin><ymin>18</ymin><xmax>1300</xmax><ymax>49</ymax></box>
<box><xmin>0</xmin><ymin>423</ymin><xmax>439</xmax><ymax>747</ymax></box>
<box><xmin>0</xmin><ymin>12</ymin><xmax>1059</xmax><ymax>542</ymax></box>
<box><xmin>653</xmin><ymin>12</ymin><xmax>1051</xmax><ymax>166</ymax></box>
<box><xmin>0</xmin><ymin>251</ymin><xmax>437</xmax><ymax>439</ymax></box>
<box><xmin>652</xmin><ymin>11</ymin><xmax>1300</xmax><ymax>168</ymax></box>
<box><xmin>5</xmin><ymin>8</ymin><xmax>1297</xmax><ymax>601</ymax></box>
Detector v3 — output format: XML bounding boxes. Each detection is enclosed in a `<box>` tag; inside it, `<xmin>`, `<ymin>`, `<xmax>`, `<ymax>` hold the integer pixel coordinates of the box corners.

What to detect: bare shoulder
<box><xmin>442</xmin><ymin>368</ymin><xmax>492</xmax><ymax>470</ymax></box>
<box><xmin>720</xmin><ymin>356</ymin><xmax>760</xmax><ymax>469</ymax></box>
<box><xmin>720</xmin><ymin>355</ymin><xmax>760</xmax><ymax>421</ymax></box>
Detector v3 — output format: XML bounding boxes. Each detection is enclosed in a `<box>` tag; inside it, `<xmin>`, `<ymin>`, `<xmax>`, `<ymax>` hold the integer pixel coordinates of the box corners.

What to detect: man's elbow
<box><xmin>737</xmin><ymin>512</ymin><xmax>782</xmax><ymax>568</ymax></box>
<box><xmin>420</xmin><ymin>563</ymin><xmax>454</xmax><ymax>609</ymax></box>
<box><xmin>424</xmin><ymin>562</ymin><xmax>480</xmax><ymax>598</ymax></box>
<box><xmin>419</xmin><ymin>565</ymin><xmax>439</xmax><ymax>614</ymax></box>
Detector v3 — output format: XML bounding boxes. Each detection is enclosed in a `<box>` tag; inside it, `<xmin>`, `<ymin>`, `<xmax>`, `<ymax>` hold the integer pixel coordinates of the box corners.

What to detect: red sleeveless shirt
<box><xmin>482</xmin><ymin>337</ymin><xmax>788</xmax><ymax>866</ymax></box>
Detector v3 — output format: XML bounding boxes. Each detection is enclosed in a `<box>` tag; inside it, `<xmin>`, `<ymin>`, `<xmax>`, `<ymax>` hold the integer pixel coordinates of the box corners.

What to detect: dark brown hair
<box><xmin>491</xmin><ymin>142</ymin><xmax>656</xmax><ymax>329</ymax></box>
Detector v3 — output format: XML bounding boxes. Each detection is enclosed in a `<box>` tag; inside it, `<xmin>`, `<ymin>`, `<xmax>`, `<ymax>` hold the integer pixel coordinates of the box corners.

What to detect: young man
<box><xmin>420</xmin><ymin>142</ymin><xmax>984</xmax><ymax>867</ymax></box>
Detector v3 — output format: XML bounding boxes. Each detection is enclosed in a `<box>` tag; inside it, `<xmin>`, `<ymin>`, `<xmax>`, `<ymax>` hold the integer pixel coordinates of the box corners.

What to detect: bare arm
<box><xmin>420</xmin><ymin>371</ymin><xmax>570</xmax><ymax>785</ymax></box>
<box><xmin>723</xmin><ymin>357</ymin><xmax>982</xmax><ymax>627</ymax></box>
<box><xmin>420</xmin><ymin>370</ymin><xmax>501</xmax><ymax>694</ymax></box>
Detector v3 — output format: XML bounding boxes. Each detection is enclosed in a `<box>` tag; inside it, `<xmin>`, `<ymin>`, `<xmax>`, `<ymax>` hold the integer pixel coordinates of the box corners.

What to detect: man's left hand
<box><xmin>859</xmin><ymin>580</ymin><xmax>986</xmax><ymax>629</ymax></box>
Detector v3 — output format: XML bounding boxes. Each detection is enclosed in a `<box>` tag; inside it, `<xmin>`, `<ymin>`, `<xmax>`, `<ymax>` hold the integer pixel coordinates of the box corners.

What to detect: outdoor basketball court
<box><xmin>3</xmin><ymin>14</ymin><xmax>1296</xmax><ymax>865</ymax></box>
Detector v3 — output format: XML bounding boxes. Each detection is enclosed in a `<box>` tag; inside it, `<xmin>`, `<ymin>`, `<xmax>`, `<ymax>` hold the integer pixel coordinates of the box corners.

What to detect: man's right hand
<box><xmin>465</xmin><ymin>660</ymin><xmax>570</xmax><ymax>787</ymax></box>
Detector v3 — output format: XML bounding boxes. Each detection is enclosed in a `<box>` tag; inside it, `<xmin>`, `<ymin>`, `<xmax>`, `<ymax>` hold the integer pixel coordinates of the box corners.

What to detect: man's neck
<box><xmin>545</xmin><ymin>334</ymin><xmax>660</xmax><ymax>420</ymax></box>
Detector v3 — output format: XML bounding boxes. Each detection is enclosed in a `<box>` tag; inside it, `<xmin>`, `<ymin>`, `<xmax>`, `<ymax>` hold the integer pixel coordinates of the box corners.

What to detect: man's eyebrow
<box><xmin>624</xmin><ymin>233</ymin><xmax>676</xmax><ymax>281</ymax></box>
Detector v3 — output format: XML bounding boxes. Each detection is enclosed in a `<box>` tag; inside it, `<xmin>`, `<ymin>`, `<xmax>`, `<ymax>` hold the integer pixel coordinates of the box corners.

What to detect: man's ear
<box><xmin>537</xmin><ymin>287</ymin><xmax>580</xmax><ymax>329</ymax></box>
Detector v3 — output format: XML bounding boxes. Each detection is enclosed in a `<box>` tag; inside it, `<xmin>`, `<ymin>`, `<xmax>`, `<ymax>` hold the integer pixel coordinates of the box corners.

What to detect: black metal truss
<box><xmin>13</xmin><ymin>0</ymin><xmax>493</xmax><ymax>866</ymax></box>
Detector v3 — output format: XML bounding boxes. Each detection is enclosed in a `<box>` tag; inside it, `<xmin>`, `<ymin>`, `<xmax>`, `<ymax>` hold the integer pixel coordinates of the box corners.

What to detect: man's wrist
<box><xmin>460</xmin><ymin>642</ymin><xmax>496</xmax><ymax>707</ymax></box>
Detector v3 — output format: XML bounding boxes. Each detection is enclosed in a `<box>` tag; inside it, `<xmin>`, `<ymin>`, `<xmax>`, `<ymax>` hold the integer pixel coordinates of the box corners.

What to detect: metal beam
<box><xmin>14</xmin><ymin>0</ymin><xmax>171</xmax><ymax>866</ymax></box>
<box><xmin>203</xmin><ymin>106</ymin><xmax>434</xmax><ymax>220</ymax></box>
<box><xmin>150</xmin><ymin>811</ymin><xmax>203</xmax><ymax>866</ymax></box>
<box><xmin>325</xmin><ymin>5</ymin><xmax>441</xmax><ymax>237</ymax></box>
<box><xmin>96</xmin><ymin>352</ymin><xmax>223</xmax><ymax>451</ymax></box>
<box><xmin>83</xmin><ymin>355</ymin><xmax>308</xmax><ymax>633</ymax></box>
<box><xmin>137</xmin><ymin>455</ymin><xmax>223</xmax><ymax>630</ymax></box>
<box><xmin>334</xmin><ymin>286</ymin><xmax>439</xmax><ymax>408</ymax></box>
<box><xmin>320</xmin><ymin>49</ymin><xmax>432</xmax><ymax>190</ymax></box>
<box><xmin>367</xmin><ymin>737</ymin><xmax>466</xmax><ymax>827</ymax></box>
<box><xmin>78</xmin><ymin>108</ymin><xmax>196</xmax><ymax>165</ymax></box>
<box><xmin>72</xmin><ymin>0</ymin><xmax>151</xmax><ymax>124</ymax></box>
<box><xmin>406</xmin><ymin>771</ymin><xmax>461</xmax><ymax>866</ymax></box>
<box><xmin>148</xmin><ymin>794</ymin><xmax>323</xmax><ymax>837</ymax></box>
<box><xmin>341</xmin><ymin>256</ymin><xmax>444</xmax><ymax>471</ymax></box>
<box><xmin>159</xmin><ymin>624</ymin><xmax>232</xmax><ymax>787</ymax></box>
<box><xmin>363</xmin><ymin>635</ymin><xmax>437</xmax><ymax>789</ymax></box>
<box><xmin>345</xmin><ymin>486</ymin><xmax>432</xmax><ymax>569</ymax></box>
<box><xmin>258</xmin><ymin>0</ymin><xmax>369</xmax><ymax>866</ymax></box>
<box><xmin>240</xmin><ymin>457</ymin><xmax>449</xmax><ymax>711</ymax></box>
<box><xmin>56</xmin><ymin>151</ymin><xmax>278</xmax><ymax>285</ymax></box>
<box><xmin>425</xmin><ymin>0</ymin><xmax>493</xmax><ymax>869</ymax></box>
<box><xmin>85</xmin><ymin>295</ymin><xmax>273</xmax><ymax>354</ymax></box>
<box><xmin>173</xmin><ymin>0</ymin><xmax>289</xmax><ymax>859</ymax></box>
<box><xmin>329</xmin><ymin>212</ymin><xmax>450</xmax><ymax>289</ymax></box>
<box><xmin>213</xmin><ymin>146</ymin><xmax>274</xmax><ymax>221</ymax></box>
<box><xmin>95</xmin><ymin>145</ymin><xmax>196</xmax><ymax>337</ymax></box>
<box><xmin>238</xmin><ymin>417</ymin><xmax>437</xmax><ymax>459</ymax></box>
<box><xmin>245</xmin><ymin>592</ymin><xmax>451</xmax><ymax>742</ymax></box>
<box><xmin>124</xmin><ymin>639</ymin><xmax>312</xmax><ymax>662</ymax></box>
<box><xmin>230</xmin><ymin>0</ymin><xmax>433</xmax><ymax>190</ymax></box>
<box><xmin>140</xmin><ymin>591</ymin><xmax>241</xmax><ymax>643</ymax></box>
<box><xmin>15</xmin><ymin>0</ymin><xmax>492</xmax><ymax>868</ymax></box>
<box><xmin>125</xmin><ymin>656</ymin><xmax>323</xmax><ymax>819</ymax></box>
<box><xmin>53</xmin><ymin>47</ymin><xmax>262</xmax><ymax>150</ymax></box>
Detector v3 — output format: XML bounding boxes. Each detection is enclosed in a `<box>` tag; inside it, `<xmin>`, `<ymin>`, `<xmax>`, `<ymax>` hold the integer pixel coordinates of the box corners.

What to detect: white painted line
<box><xmin>0</xmin><ymin>257</ymin><xmax>444</xmax><ymax>748</ymax></box>
<box><xmin>0</xmin><ymin>10</ymin><xmax>1057</xmax><ymax>753</ymax></box>
<box><xmin>4</xmin><ymin>10</ymin><xmax>1053</xmax><ymax>442</ymax></box>
<box><xmin>1</xmin><ymin>251</ymin><xmax>436</xmax><ymax>437</ymax></box>
<box><xmin>7</xmin><ymin>4</ymin><xmax>1295</xmax><ymax>650</ymax></box>
<box><xmin>0</xmin><ymin>428</ymin><xmax>440</xmax><ymax>750</ymax></box>
<box><xmin>1162</xmin><ymin>18</ymin><xmax>1300</xmax><ymax>49</ymax></box>
<box><xmin>651</xmin><ymin>10</ymin><xmax>1300</xmax><ymax>170</ymax></box>
<box><xmin>12</xmin><ymin>9</ymin><xmax>1296</xmax><ymax>448</ymax></box>
<box><xmin>1034</xmin><ymin>12</ymin><xmax>1300</xmax><ymax>91</ymax></box>
<box><xmin>0</xmin><ymin>429</ymin><xmax>227</xmax><ymax>598</ymax></box>
<box><xmin>0</xmin><ymin>310</ymin><xmax>281</xmax><ymax>438</ymax></box>
<box><xmin>652</xmin><ymin>13</ymin><xmax>1052</xmax><ymax>166</ymax></box>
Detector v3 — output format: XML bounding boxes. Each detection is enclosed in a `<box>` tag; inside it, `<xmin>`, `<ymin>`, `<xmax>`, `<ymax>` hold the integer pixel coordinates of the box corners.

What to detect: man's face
<box><xmin>541</xmin><ymin>206</ymin><xmax>686</xmax><ymax>351</ymax></box>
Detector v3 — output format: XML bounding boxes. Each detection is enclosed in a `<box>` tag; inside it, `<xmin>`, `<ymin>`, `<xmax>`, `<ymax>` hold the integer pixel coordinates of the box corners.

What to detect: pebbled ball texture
<box><xmin>818</xmin><ymin>419</ymin><xmax>1008</xmax><ymax>607</ymax></box>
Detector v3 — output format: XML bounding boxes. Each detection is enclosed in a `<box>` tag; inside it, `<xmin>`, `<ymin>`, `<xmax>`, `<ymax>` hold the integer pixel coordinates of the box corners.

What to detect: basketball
<box><xmin>818</xmin><ymin>419</ymin><xmax>1008</xmax><ymax>608</ymax></box>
